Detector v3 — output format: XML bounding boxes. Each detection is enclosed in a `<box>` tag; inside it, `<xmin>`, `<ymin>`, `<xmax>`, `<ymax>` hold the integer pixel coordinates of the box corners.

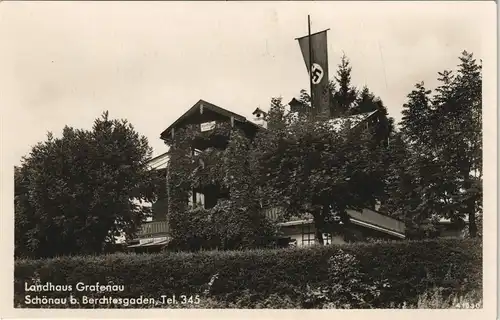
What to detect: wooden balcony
<box><xmin>137</xmin><ymin>221</ymin><xmax>170</xmax><ymax>238</ymax></box>
<box><xmin>263</xmin><ymin>207</ymin><xmax>284</xmax><ymax>221</ymax></box>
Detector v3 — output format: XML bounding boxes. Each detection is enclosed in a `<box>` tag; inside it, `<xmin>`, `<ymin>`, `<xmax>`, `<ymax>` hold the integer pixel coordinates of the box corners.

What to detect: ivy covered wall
<box><xmin>165</xmin><ymin>122</ymin><xmax>277</xmax><ymax>251</ymax></box>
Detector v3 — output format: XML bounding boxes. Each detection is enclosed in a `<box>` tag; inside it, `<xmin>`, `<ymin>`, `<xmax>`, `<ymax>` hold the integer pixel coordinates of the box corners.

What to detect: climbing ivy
<box><xmin>166</xmin><ymin>123</ymin><xmax>277</xmax><ymax>251</ymax></box>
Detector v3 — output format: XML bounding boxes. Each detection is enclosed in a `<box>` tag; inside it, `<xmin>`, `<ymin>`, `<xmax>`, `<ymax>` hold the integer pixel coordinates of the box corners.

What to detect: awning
<box><xmin>276</xmin><ymin>208</ymin><xmax>406</xmax><ymax>239</ymax></box>
<box><xmin>127</xmin><ymin>237</ymin><xmax>170</xmax><ymax>249</ymax></box>
<box><xmin>349</xmin><ymin>218</ymin><xmax>405</xmax><ymax>239</ymax></box>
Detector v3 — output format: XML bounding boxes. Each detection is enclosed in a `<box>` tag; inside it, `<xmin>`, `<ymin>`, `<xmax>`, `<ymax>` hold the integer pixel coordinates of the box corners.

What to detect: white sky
<box><xmin>0</xmin><ymin>1</ymin><xmax>494</xmax><ymax>165</ymax></box>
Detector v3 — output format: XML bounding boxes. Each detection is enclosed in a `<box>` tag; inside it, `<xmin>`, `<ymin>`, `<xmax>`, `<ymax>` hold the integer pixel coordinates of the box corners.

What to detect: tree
<box><xmin>252</xmin><ymin>98</ymin><xmax>387</xmax><ymax>244</ymax></box>
<box><xmin>400</xmin><ymin>82</ymin><xmax>434</xmax><ymax>148</ymax></box>
<box><xmin>351</xmin><ymin>86</ymin><xmax>377</xmax><ymax>114</ymax></box>
<box><xmin>14</xmin><ymin>166</ymin><xmax>37</xmax><ymax>258</ymax></box>
<box><xmin>390</xmin><ymin>81</ymin><xmax>456</xmax><ymax>235</ymax></box>
<box><xmin>379</xmin><ymin>132</ymin><xmax>437</xmax><ymax>238</ymax></box>
<box><xmin>332</xmin><ymin>54</ymin><xmax>358</xmax><ymax>116</ymax></box>
<box><xmin>432</xmin><ymin>51</ymin><xmax>482</xmax><ymax>237</ymax></box>
<box><xmin>390</xmin><ymin>51</ymin><xmax>482</xmax><ymax>238</ymax></box>
<box><xmin>14</xmin><ymin>112</ymin><xmax>157</xmax><ymax>258</ymax></box>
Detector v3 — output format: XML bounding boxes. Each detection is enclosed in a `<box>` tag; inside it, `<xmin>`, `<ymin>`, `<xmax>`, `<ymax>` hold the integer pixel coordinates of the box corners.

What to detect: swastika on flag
<box><xmin>310</xmin><ymin>63</ymin><xmax>324</xmax><ymax>84</ymax></box>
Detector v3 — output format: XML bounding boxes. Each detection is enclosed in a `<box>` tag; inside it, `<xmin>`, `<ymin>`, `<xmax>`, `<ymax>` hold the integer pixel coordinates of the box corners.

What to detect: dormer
<box><xmin>252</xmin><ymin>107</ymin><xmax>268</xmax><ymax>128</ymax></box>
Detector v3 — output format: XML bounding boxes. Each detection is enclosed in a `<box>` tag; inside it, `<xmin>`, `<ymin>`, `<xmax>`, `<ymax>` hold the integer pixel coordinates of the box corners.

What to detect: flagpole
<box><xmin>308</xmin><ymin>15</ymin><xmax>314</xmax><ymax>115</ymax></box>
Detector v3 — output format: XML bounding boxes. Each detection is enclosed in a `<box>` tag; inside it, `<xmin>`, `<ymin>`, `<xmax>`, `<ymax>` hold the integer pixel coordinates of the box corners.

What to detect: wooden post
<box><xmin>308</xmin><ymin>15</ymin><xmax>314</xmax><ymax>117</ymax></box>
<box><xmin>230</xmin><ymin>116</ymin><xmax>234</xmax><ymax>128</ymax></box>
<box><xmin>166</xmin><ymin>160</ymin><xmax>170</xmax><ymax>217</ymax></box>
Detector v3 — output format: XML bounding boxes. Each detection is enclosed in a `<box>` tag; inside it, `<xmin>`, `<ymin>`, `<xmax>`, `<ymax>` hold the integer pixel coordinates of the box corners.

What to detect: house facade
<box><xmin>127</xmin><ymin>99</ymin><xmax>414</xmax><ymax>251</ymax></box>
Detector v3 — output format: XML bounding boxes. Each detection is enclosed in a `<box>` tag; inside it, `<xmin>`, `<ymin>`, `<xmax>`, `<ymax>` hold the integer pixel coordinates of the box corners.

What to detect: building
<box><xmin>127</xmin><ymin>99</ymin><xmax>411</xmax><ymax>251</ymax></box>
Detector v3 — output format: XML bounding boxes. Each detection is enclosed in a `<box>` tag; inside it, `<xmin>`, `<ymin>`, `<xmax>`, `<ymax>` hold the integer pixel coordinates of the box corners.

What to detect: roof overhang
<box><xmin>146</xmin><ymin>152</ymin><xmax>169</xmax><ymax>170</ymax></box>
<box><xmin>349</xmin><ymin>218</ymin><xmax>405</xmax><ymax>239</ymax></box>
<box><xmin>160</xmin><ymin>99</ymin><xmax>260</xmax><ymax>140</ymax></box>
<box><xmin>159</xmin><ymin>98</ymin><xmax>380</xmax><ymax>142</ymax></box>
<box><xmin>325</xmin><ymin>110</ymin><xmax>379</xmax><ymax>132</ymax></box>
<box><xmin>276</xmin><ymin>208</ymin><xmax>406</xmax><ymax>239</ymax></box>
<box><xmin>127</xmin><ymin>237</ymin><xmax>170</xmax><ymax>248</ymax></box>
<box><xmin>277</xmin><ymin>219</ymin><xmax>313</xmax><ymax>227</ymax></box>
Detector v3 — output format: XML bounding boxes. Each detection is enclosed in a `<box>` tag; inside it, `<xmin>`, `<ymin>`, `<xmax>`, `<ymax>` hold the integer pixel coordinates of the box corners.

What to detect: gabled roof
<box><xmin>252</xmin><ymin>107</ymin><xmax>267</xmax><ymax>115</ymax></box>
<box><xmin>160</xmin><ymin>99</ymin><xmax>259</xmax><ymax>139</ymax></box>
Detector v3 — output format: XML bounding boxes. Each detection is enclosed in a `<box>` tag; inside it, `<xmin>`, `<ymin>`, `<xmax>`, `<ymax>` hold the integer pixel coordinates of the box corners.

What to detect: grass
<box><xmin>389</xmin><ymin>288</ymin><xmax>482</xmax><ymax>309</ymax></box>
<box><xmin>165</xmin><ymin>288</ymin><xmax>484</xmax><ymax>309</ymax></box>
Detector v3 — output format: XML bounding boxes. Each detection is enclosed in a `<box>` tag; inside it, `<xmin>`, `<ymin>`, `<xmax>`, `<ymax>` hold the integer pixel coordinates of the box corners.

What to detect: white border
<box><xmin>0</xmin><ymin>1</ymin><xmax>496</xmax><ymax>319</ymax></box>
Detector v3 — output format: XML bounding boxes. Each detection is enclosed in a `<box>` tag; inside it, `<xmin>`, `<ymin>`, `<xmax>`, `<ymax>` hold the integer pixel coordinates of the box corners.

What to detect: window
<box><xmin>192</xmin><ymin>148</ymin><xmax>205</xmax><ymax>168</ymax></box>
<box><xmin>195</xmin><ymin>192</ymin><xmax>205</xmax><ymax>208</ymax></box>
<box><xmin>187</xmin><ymin>190</ymin><xmax>193</xmax><ymax>208</ymax></box>
<box><xmin>323</xmin><ymin>233</ymin><xmax>333</xmax><ymax>245</ymax></box>
<box><xmin>302</xmin><ymin>233</ymin><xmax>315</xmax><ymax>246</ymax></box>
<box><xmin>301</xmin><ymin>223</ymin><xmax>316</xmax><ymax>246</ymax></box>
<box><xmin>188</xmin><ymin>190</ymin><xmax>205</xmax><ymax>209</ymax></box>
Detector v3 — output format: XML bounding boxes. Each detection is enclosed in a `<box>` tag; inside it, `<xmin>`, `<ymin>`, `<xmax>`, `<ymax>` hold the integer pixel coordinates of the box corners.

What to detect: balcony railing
<box><xmin>263</xmin><ymin>207</ymin><xmax>284</xmax><ymax>221</ymax></box>
<box><xmin>137</xmin><ymin>221</ymin><xmax>170</xmax><ymax>238</ymax></box>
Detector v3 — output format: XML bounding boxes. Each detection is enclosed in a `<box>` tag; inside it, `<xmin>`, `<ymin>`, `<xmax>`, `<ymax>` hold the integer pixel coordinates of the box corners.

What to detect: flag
<box><xmin>297</xmin><ymin>30</ymin><xmax>330</xmax><ymax>117</ymax></box>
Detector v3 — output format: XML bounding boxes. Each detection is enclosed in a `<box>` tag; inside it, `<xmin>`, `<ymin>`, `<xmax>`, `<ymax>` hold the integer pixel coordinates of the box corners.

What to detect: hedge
<box><xmin>14</xmin><ymin>238</ymin><xmax>482</xmax><ymax>308</ymax></box>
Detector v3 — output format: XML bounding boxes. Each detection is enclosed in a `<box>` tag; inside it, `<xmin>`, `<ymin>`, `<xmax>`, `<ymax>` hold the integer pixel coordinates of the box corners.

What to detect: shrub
<box><xmin>14</xmin><ymin>238</ymin><xmax>481</xmax><ymax>308</ymax></box>
<box><xmin>167</xmin><ymin>202</ymin><xmax>277</xmax><ymax>251</ymax></box>
<box><xmin>301</xmin><ymin>249</ymin><xmax>390</xmax><ymax>308</ymax></box>
<box><xmin>253</xmin><ymin>293</ymin><xmax>299</xmax><ymax>309</ymax></box>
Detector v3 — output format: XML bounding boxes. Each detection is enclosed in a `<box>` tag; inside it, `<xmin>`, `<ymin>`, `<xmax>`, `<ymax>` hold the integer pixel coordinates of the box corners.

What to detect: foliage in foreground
<box><xmin>15</xmin><ymin>238</ymin><xmax>481</xmax><ymax>309</ymax></box>
<box><xmin>175</xmin><ymin>288</ymin><xmax>483</xmax><ymax>309</ymax></box>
